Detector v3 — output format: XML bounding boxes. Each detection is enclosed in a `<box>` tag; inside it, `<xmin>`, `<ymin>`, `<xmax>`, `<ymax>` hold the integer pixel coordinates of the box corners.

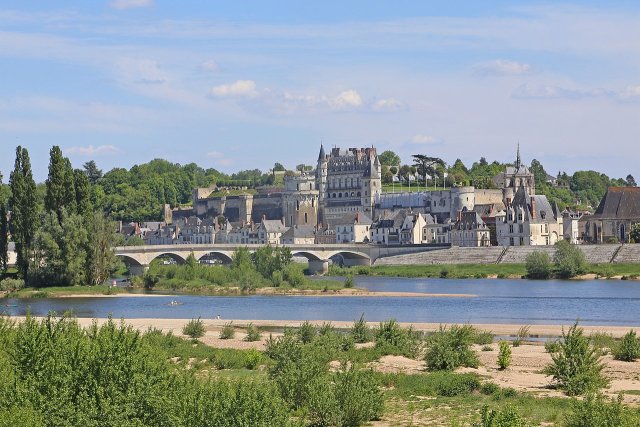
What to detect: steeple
<box><xmin>515</xmin><ymin>143</ymin><xmax>521</xmax><ymax>170</ymax></box>
<box><xmin>318</xmin><ymin>143</ymin><xmax>325</xmax><ymax>162</ymax></box>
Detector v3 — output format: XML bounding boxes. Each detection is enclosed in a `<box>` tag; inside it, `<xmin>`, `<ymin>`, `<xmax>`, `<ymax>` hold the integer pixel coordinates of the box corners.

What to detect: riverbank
<box><xmin>332</xmin><ymin>262</ymin><xmax>640</xmax><ymax>280</ymax></box>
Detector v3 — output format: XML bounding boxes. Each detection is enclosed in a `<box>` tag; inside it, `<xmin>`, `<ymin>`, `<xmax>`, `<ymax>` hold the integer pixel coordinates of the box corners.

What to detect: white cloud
<box><xmin>110</xmin><ymin>0</ymin><xmax>153</xmax><ymax>10</ymax></box>
<box><xmin>116</xmin><ymin>58</ymin><xmax>167</xmax><ymax>84</ymax></box>
<box><xmin>66</xmin><ymin>145</ymin><xmax>119</xmax><ymax>156</ymax></box>
<box><xmin>200</xmin><ymin>59</ymin><xmax>219</xmax><ymax>72</ymax></box>
<box><xmin>207</xmin><ymin>151</ymin><xmax>233</xmax><ymax>166</ymax></box>
<box><xmin>512</xmin><ymin>83</ymin><xmax>613</xmax><ymax>99</ymax></box>
<box><xmin>410</xmin><ymin>134</ymin><xmax>437</xmax><ymax>145</ymax></box>
<box><xmin>619</xmin><ymin>85</ymin><xmax>640</xmax><ymax>99</ymax></box>
<box><xmin>371</xmin><ymin>98</ymin><xmax>405</xmax><ymax>112</ymax></box>
<box><xmin>330</xmin><ymin>89</ymin><xmax>363</xmax><ymax>110</ymax></box>
<box><xmin>210</xmin><ymin>80</ymin><xmax>258</xmax><ymax>97</ymax></box>
<box><xmin>474</xmin><ymin>59</ymin><xmax>533</xmax><ymax>76</ymax></box>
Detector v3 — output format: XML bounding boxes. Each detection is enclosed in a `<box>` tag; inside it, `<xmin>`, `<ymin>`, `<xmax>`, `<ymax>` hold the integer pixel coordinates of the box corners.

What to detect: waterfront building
<box><xmin>580</xmin><ymin>187</ymin><xmax>640</xmax><ymax>243</ymax></box>
<box><xmin>333</xmin><ymin>211</ymin><xmax>373</xmax><ymax>243</ymax></box>
<box><xmin>450</xmin><ymin>210</ymin><xmax>491</xmax><ymax>247</ymax></box>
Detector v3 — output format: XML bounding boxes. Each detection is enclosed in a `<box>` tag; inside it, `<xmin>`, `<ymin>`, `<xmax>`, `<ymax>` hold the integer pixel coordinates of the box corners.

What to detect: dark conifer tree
<box><xmin>0</xmin><ymin>173</ymin><xmax>7</xmax><ymax>273</ymax></box>
<box><xmin>9</xmin><ymin>146</ymin><xmax>38</xmax><ymax>280</ymax></box>
<box><xmin>74</xmin><ymin>169</ymin><xmax>92</xmax><ymax>216</ymax></box>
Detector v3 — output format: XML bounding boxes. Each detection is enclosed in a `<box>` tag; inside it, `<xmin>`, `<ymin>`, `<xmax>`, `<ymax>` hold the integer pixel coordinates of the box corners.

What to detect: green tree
<box><xmin>85</xmin><ymin>212</ymin><xmax>120</xmax><ymax>285</ymax></box>
<box><xmin>0</xmin><ymin>173</ymin><xmax>7</xmax><ymax>273</ymax></box>
<box><xmin>630</xmin><ymin>223</ymin><xmax>640</xmax><ymax>243</ymax></box>
<box><xmin>61</xmin><ymin>211</ymin><xmax>89</xmax><ymax>285</ymax></box>
<box><xmin>44</xmin><ymin>146</ymin><xmax>76</xmax><ymax>220</ymax></box>
<box><xmin>554</xmin><ymin>240</ymin><xmax>587</xmax><ymax>279</ymax></box>
<box><xmin>530</xmin><ymin>159</ymin><xmax>548</xmax><ymax>191</ymax></box>
<box><xmin>73</xmin><ymin>168</ymin><xmax>92</xmax><ymax>216</ymax></box>
<box><xmin>378</xmin><ymin>150</ymin><xmax>401</xmax><ymax>166</ymax></box>
<box><xmin>83</xmin><ymin>160</ymin><xmax>103</xmax><ymax>184</ymax></box>
<box><xmin>273</xmin><ymin>162</ymin><xmax>286</xmax><ymax>172</ymax></box>
<box><xmin>626</xmin><ymin>174</ymin><xmax>636</xmax><ymax>187</ymax></box>
<box><xmin>9</xmin><ymin>146</ymin><xmax>38</xmax><ymax>280</ymax></box>
<box><xmin>525</xmin><ymin>251</ymin><xmax>552</xmax><ymax>279</ymax></box>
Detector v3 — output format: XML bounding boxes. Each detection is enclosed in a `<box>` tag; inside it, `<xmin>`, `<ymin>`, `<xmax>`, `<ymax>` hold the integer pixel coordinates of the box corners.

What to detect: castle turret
<box><xmin>316</xmin><ymin>144</ymin><xmax>328</xmax><ymax>222</ymax></box>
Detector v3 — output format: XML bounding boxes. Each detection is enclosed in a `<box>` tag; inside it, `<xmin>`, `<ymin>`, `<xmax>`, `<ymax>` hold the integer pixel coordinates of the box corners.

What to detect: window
<box><xmin>519</xmin><ymin>224</ymin><xmax>523</xmax><ymax>233</ymax></box>
<box><xmin>510</xmin><ymin>237</ymin><xmax>514</xmax><ymax>246</ymax></box>
<box><xmin>304</xmin><ymin>213</ymin><xmax>308</xmax><ymax>224</ymax></box>
<box><xmin>509</xmin><ymin>224</ymin><xmax>514</xmax><ymax>233</ymax></box>
<box><xmin>519</xmin><ymin>237</ymin><xmax>524</xmax><ymax>245</ymax></box>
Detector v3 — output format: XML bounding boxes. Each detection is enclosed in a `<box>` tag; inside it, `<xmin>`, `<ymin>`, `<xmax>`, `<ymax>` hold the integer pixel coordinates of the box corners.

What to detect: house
<box><xmin>450</xmin><ymin>210</ymin><xmax>491</xmax><ymax>247</ymax></box>
<box><xmin>176</xmin><ymin>216</ymin><xmax>216</xmax><ymax>244</ymax></box>
<box><xmin>281</xmin><ymin>225</ymin><xmax>317</xmax><ymax>245</ymax></box>
<box><xmin>258</xmin><ymin>219</ymin><xmax>289</xmax><ymax>245</ymax></box>
<box><xmin>422</xmin><ymin>216</ymin><xmax>450</xmax><ymax>244</ymax></box>
<box><xmin>579</xmin><ymin>187</ymin><xmax>640</xmax><ymax>243</ymax></box>
<box><xmin>143</xmin><ymin>224</ymin><xmax>177</xmax><ymax>245</ymax></box>
<box><xmin>333</xmin><ymin>211</ymin><xmax>372</xmax><ymax>243</ymax></box>
<box><xmin>370</xmin><ymin>210</ymin><xmax>406</xmax><ymax>245</ymax></box>
<box><xmin>315</xmin><ymin>224</ymin><xmax>337</xmax><ymax>244</ymax></box>
<box><xmin>562</xmin><ymin>209</ymin><xmax>583</xmax><ymax>244</ymax></box>
<box><xmin>399</xmin><ymin>212</ymin><xmax>428</xmax><ymax>245</ymax></box>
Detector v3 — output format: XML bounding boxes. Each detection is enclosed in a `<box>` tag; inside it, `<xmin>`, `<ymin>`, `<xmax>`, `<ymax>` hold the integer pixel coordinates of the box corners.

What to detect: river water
<box><xmin>3</xmin><ymin>278</ymin><xmax>640</xmax><ymax>326</ymax></box>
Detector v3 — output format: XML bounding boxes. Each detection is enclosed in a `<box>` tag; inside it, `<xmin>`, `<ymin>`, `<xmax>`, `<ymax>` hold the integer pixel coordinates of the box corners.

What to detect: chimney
<box><xmin>356</xmin><ymin>211</ymin><xmax>360</xmax><ymax>224</ymax></box>
<box><xmin>262</xmin><ymin>214</ymin><xmax>266</xmax><ymax>221</ymax></box>
<box><xmin>530</xmin><ymin>197</ymin><xmax>536</xmax><ymax>220</ymax></box>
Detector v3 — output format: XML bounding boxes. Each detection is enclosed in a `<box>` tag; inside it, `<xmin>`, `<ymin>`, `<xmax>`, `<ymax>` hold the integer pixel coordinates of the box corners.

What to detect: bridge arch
<box><xmin>149</xmin><ymin>252</ymin><xmax>187</xmax><ymax>265</ymax></box>
<box><xmin>290</xmin><ymin>251</ymin><xmax>323</xmax><ymax>261</ymax></box>
<box><xmin>116</xmin><ymin>254</ymin><xmax>143</xmax><ymax>266</ymax></box>
<box><xmin>197</xmin><ymin>251</ymin><xmax>234</xmax><ymax>265</ymax></box>
<box><xmin>327</xmin><ymin>250</ymin><xmax>371</xmax><ymax>268</ymax></box>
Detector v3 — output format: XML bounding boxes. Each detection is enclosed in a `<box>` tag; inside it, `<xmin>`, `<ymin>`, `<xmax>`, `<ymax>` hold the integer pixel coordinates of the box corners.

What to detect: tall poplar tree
<box><xmin>9</xmin><ymin>146</ymin><xmax>38</xmax><ymax>280</ymax></box>
<box><xmin>74</xmin><ymin>169</ymin><xmax>91</xmax><ymax>216</ymax></box>
<box><xmin>0</xmin><ymin>172</ymin><xmax>8</xmax><ymax>273</ymax></box>
<box><xmin>45</xmin><ymin>145</ymin><xmax>66</xmax><ymax>219</ymax></box>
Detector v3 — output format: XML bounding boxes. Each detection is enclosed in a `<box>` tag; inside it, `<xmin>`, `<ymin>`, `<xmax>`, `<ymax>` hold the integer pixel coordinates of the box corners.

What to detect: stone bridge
<box><xmin>114</xmin><ymin>243</ymin><xmax>446</xmax><ymax>275</ymax></box>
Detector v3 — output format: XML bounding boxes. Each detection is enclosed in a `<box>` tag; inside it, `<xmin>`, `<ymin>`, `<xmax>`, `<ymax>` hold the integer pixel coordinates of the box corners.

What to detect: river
<box><xmin>3</xmin><ymin>277</ymin><xmax>640</xmax><ymax>325</ymax></box>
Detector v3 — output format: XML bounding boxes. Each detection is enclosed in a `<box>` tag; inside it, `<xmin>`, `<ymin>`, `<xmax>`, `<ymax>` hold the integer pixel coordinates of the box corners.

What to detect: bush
<box><xmin>297</xmin><ymin>321</ymin><xmax>317</xmax><ymax>344</ymax></box>
<box><xmin>244</xmin><ymin>349</ymin><xmax>262</xmax><ymax>369</ymax></box>
<box><xmin>525</xmin><ymin>251</ymin><xmax>552</xmax><ymax>279</ymax></box>
<box><xmin>497</xmin><ymin>341</ymin><xmax>512</xmax><ymax>370</ymax></box>
<box><xmin>351</xmin><ymin>313</ymin><xmax>372</xmax><ymax>344</ymax></box>
<box><xmin>613</xmin><ymin>330</ymin><xmax>640</xmax><ymax>362</ymax></box>
<box><xmin>344</xmin><ymin>275</ymin><xmax>354</xmax><ymax>288</ymax></box>
<box><xmin>543</xmin><ymin>322</ymin><xmax>608</xmax><ymax>395</ymax></box>
<box><xmin>425</xmin><ymin>324</ymin><xmax>479</xmax><ymax>371</ymax></box>
<box><xmin>182</xmin><ymin>317</ymin><xmax>205</xmax><ymax>340</ymax></box>
<box><xmin>545</xmin><ymin>339</ymin><xmax>561</xmax><ymax>353</ymax></box>
<box><xmin>219</xmin><ymin>322</ymin><xmax>235</xmax><ymax>339</ymax></box>
<box><xmin>0</xmin><ymin>278</ymin><xmax>25</xmax><ymax>292</ymax></box>
<box><xmin>474</xmin><ymin>405</ymin><xmax>526</xmax><ymax>427</ymax></box>
<box><xmin>590</xmin><ymin>332</ymin><xmax>615</xmax><ymax>355</ymax></box>
<box><xmin>430</xmin><ymin>371</ymin><xmax>480</xmax><ymax>396</ymax></box>
<box><xmin>244</xmin><ymin>323</ymin><xmax>262</xmax><ymax>342</ymax></box>
<box><xmin>554</xmin><ymin>240</ymin><xmax>587</xmax><ymax>279</ymax></box>
<box><xmin>564</xmin><ymin>394</ymin><xmax>639</xmax><ymax>427</ymax></box>
<box><xmin>512</xmin><ymin>325</ymin><xmax>530</xmax><ymax>347</ymax></box>
<box><xmin>375</xmin><ymin>319</ymin><xmax>423</xmax><ymax>358</ymax></box>
<box><xmin>473</xmin><ymin>329</ymin><xmax>495</xmax><ymax>345</ymax></box>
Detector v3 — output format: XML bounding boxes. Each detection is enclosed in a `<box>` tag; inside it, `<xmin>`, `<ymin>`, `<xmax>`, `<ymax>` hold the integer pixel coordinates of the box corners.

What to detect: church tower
<box><xmin>316</xmin><ymin>144</ymin><xmax>328</xmax><ymax>223</ymax></box>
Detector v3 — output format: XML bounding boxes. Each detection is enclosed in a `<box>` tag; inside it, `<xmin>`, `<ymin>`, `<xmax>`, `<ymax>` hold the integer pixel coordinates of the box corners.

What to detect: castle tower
<box><xmin>283</xmin><ymin>173</ymin><xmax>319</xmax><ymax>226</ymax></box>
<box><xmin>316</xmin><ymin>144</ymin><xmax>328</xmax><ymax>222</ymax></box>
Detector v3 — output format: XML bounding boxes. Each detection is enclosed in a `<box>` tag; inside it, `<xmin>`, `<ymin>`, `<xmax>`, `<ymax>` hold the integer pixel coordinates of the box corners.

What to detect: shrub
<box><xmin>613</xmin><ymin>330</ymin><xmax>640</xmax><ymax>362</ymax></box>
<box><xmin>219</xmin><ymin>322</ymin><xmax>235</xmax><ymax>339</ymax></box>
<box><xmin>351</xmin><ymin>313</ymin><xmax>372</xmax><ymax>343</ymax></box>
<box><xmin>271</xmin><ymin>270</ymin><xmax>284</xmax><ymax>287</ymax></box>
<box><xmin>543</xmin><ymin>322</ymin><xmax>608</xmax><ymax>395</ymax></box>
<box><xmin>512</xmin><ymin>325</ymin><xmax>530</xmax><ymax>347</ymax></box>
<box><xmin>375</xmin><ymin>319</ymin><xmax>423</xmax><ymax>358</ymax></box>
<box><xmin>182</xmin><ymin>318</ymin><xmax>205</xmax><ymax>340</ymax></box>
<box><xmin>425</xmin><ymin>324</ymin><xmax>479</xmax><ymax>371</ymax></box>
<box><xmin>474</xmin><ymin>405</ymin><xmax>526</xmax><ymax>427</ymax></box>
<box><xmin>244</xmin><ymin>349</ymin><xmax>263</xmax><ymax>369</ymax></box>
<box><xmin>0</xmin><ymin>278</ymin><xmax>25</xmax><ymax>292</ymax></box>
<box><xmin>497</xmin><ymin>341</ymin><xmax>512</xmax><ymax>370</ymax></box>
<box><xmin>564</xmin><ymin>394</ymin><xmax>638</xmax><ymax>427</ymax></box>
<box><xmin>473</xmin><ymin>329</ymin><xmax>495</xmax><ymax>345</ymax></box>
<box><xmin>482</xmin><ymin>345</ymin><xmax>493</xmax><ymax>352</ymax></box>
<box><xmin>440</xmin><ymin>267</ymin><xmax>450</xmax><ymax>278</ymax></box>
<box><xmin>318</xmin><ymin>322</ymin><xmax>335</xmax><ymax>337</ymax></box>
<box><xmin>590</xmin><ymin>332</ymin><xmax>615</xmax><ymax>355</ymax></box>
<box><xmin>430</xmin><ymin>371</ymin><xmax>481</xmax><ymax>396</ymax></box>
<box><xmin>525</xmin><ymin>251</ymin><xmax>552</xmax><ymax>279</ymax></box>
<box><xmin>244</xmin><ymin>323</ymin><xmax>262</xmax><ymax>342</ymax></box>
<box><xmin>545</xmin><ymin>339</ymin><xmax>561</xmax><ymax>353</ymax></box>
<box><xmin>554</xmin><ymin>240</ymin><xmax>587</xmax><ymax>279</ymax></box>
<box><xmin>297</xmin><ymin>321</ymin><xmax>317</xmax><ymax>344</ymax></box>
<box><xmin>344</xmin><ymin>275</ymin><xmax>354</xmax><ymax>288</ymax></box>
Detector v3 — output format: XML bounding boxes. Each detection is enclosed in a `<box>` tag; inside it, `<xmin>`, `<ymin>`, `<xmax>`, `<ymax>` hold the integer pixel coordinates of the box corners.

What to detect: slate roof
<box><xmin>332</xmin><ymin>211</ymin><xmax>373</xmax><ymax>226</ymax></box>
<box><xmin>453</xmin><ymin>211</ymin><xmax>487</xmax><ymax>230</ymax></box>
<box><xmin>261</xmin><ymin>220</ymin><xmax>289</xmax><ymax>233</ymax></box>
<box><xmin>588</xmin><ymin>187</ymin><xmax>640</xmax><ymax>220</ymax></box>
<box><xmin>510</xmin><ymin>186</ymin><xmax>556</xmax><ymax>223</ymax></box>
<box><xmin>282</xmin><ymin>225</ymin><xmax>317</xmax><ymax>240</ymax></box>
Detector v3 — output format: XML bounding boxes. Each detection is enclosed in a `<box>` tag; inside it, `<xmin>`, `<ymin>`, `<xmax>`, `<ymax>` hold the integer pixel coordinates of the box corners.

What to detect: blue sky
<box><xmin>0</xmin><ymin>1</ymin><xmax>639</xmax><ymax>182</ymax></box>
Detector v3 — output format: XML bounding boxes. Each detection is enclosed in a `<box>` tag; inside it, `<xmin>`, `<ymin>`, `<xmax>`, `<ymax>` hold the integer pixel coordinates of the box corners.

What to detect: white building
<box><xmin>450</xmin><ymin>211</ymin><xmax>491</xmax><ymax>247</ymax></box>
<box><xmin>333</xmin><ymin>211</ymin><xmax>373</xmax><ymax>243</ymax></box>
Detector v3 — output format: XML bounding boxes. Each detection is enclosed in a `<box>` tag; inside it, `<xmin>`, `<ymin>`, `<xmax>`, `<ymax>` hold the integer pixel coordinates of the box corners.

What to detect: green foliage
<box><xmin>182</xmin><ymin>317</ymin><xmax>205</xmax><ymax>340</ymax></box>
<box><xmin>344</xmin><ymin>274</ymin><xmax>355</xmax><ymax>288</ymax></box>
<box><xmin>378</xmin><ymin>150</ymin><xmax>401</xmax><ymax>166</ymax></box>
<box><xmin>375</xmin><ymin>319</ymin><xmax>423</xmax><ymax>358</ymax></box>
<box><xmin>9</xmin><ymin>146</ymin><xmax>38</xmax><ymax>280</ymax></box>
<box><xmin>0</xmin><ymin>197</ymin><xmax>7</xmax><ymax>273</ymax></box>
<box><xmin>630</xmin><ymin>223</ymin><xmax>640</xmax><ymax>243</ymax></box>
<box><xmin>473</xmin><ymin>329</ymin><xmax>495</xmax><ymax>345</ymax></box>
<box><xmin>525</xmin><ymin>252</ymin><xmax>552</xmax><ymax>279</ymax></box>
<box><xmin>474</xmin><ymin>405</ymin><xmax>526</xmax><ymax>427</ymax></box>
<box><xmin>497</xmin><ymin>341</ymin><xmax>512</xmax><ymax>370</ymax></box>
<box><xmin>425</xmin><ymin>324</ymin><xmax>479</xmax><ymax>371</ymax></box>
<box><xmin>245</xmin><ymin>323</ymin><xmax>262</xmax><ymax>342</ymax></box>
<box><xmin>0</xmin><ymin>278</ymin><xmax>25</xmax><ymax>292</ymax></box>
<box><xmin>351</xmin><ymin>313</ymin><xmax>372</xmax><ymax>343</ymax></box>
<box><xmin>564</xmin><ymin>394</ymin><xmax>639</xmax><ymax>427</ymax></box>
<box><xmin>297</xmin><ymin>321</ymin><xmax>317</xmax><ymax>344</ymax></box>
<box><xmin>613</xmin><ymin>330</ymin><xmax>640</xmax><ymax>362</ymax></box>
<box><xmin>219</xmin><ymin>322</ymin><xmax>235</xmax><ymax>340</ymax></box>
<box><xmin>554</xmin><ymin>240</ymin><xmax>587</xmax><ymax>279</ymax></box>
<box><xmin>543</xmin><ymin>322</ymin><xmax>608</xmax><ymax>395</ymax></box>
<box><xmin>512</xmin><ymin>325</ymin><xmax>530</xmax><ymax>347</ymax></box>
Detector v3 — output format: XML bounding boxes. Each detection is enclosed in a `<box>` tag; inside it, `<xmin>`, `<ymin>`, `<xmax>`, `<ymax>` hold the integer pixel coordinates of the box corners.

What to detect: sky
<box><xmin>0</xmin><ymin>1</ymin><xmax>639</xmax><ymax>182</ymax></box>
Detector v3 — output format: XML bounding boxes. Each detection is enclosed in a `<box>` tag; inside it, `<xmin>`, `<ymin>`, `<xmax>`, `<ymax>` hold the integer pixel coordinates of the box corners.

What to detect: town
<box><xmin>117</xmin><ymin>144</ymin><xmax>640</xmax><ymax>249</ymax></box>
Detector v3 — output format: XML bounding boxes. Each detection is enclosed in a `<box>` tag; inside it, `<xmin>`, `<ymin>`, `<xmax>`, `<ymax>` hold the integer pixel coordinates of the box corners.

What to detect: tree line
<box><xmin>0</xmin><ymin>146</ymin><xmax>119</xmax><ymax>287</ymax></box>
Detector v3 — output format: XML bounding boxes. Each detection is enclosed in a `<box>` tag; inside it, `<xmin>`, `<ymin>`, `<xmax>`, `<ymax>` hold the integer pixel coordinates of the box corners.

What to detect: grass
<box><xmin>330</xmin><ymin>263</ymin><xmax>528</xmax><ymax>279</ymax></box>
<box><xmin>5</xmin><ymin>284</ymin><xmax>132</xmax><ymax>298</ymax></box>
